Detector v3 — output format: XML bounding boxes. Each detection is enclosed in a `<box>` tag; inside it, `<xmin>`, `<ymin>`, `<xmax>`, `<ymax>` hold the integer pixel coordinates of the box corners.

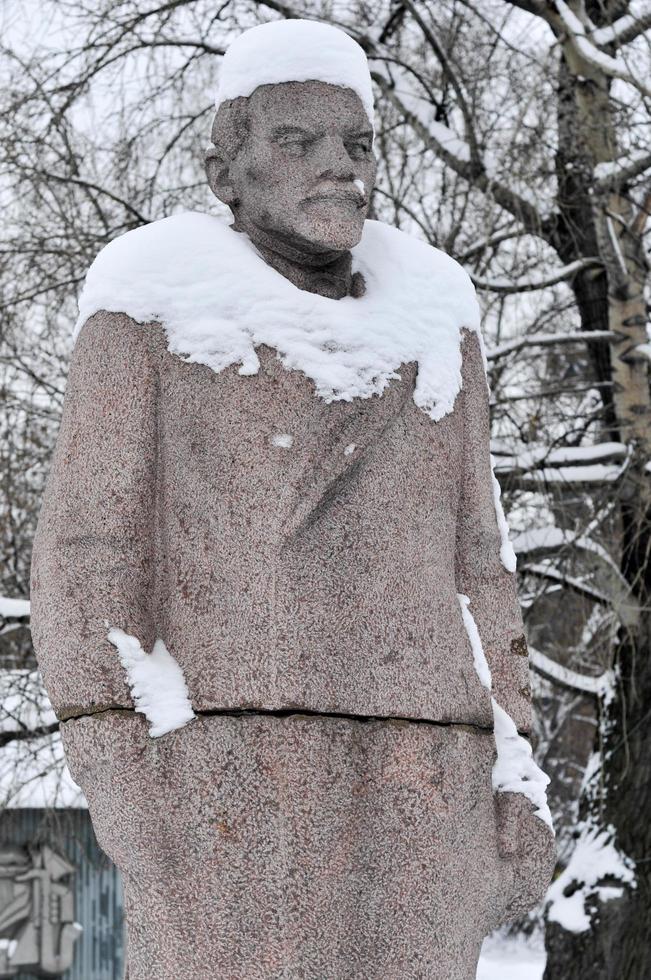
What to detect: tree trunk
<box><xmin>544</xmin><ymin>25</ymin><xmax>651</xmax><ymax>973</ymax></box>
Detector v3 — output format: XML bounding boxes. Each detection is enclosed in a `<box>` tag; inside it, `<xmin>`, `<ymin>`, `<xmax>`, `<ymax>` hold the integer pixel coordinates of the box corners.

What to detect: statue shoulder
<box><xmin>74</xmin><ymin>212</ymin><xmax>230</xmax><ymax>343</ymax></box>
<box><xmin>358</xmin><ymin>220</ymin><xmax>478</xmax><ymax>308</ymax></box>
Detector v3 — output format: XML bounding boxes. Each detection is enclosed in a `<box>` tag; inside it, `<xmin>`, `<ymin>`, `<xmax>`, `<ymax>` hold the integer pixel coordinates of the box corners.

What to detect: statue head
<box><xmin>205</xmin><ymin>21</ymin><xmax>376</xmax><ymax>258</ymax></box>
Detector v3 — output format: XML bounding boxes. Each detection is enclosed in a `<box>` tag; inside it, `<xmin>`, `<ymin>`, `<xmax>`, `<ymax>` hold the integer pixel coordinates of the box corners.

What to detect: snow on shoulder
<box><xmin>215</xmin><ymin>20</ymin><xmax>374</xmax><ymax>128</ymax></box>
<box><xmin>75</xmin><ymin>212</ymin><xmax>481</xmax><ymax>423</ymax></box>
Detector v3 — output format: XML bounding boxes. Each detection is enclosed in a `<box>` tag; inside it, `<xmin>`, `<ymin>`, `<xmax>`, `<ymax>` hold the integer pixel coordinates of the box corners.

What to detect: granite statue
<box><xmin>30</xmin><ymin>19</ymin><xmax>556</xmax><ymax>980</ymax></box>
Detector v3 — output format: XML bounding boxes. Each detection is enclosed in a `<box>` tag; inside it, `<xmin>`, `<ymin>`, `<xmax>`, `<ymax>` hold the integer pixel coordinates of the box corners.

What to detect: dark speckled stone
<box><xmin>30</xmin><ymin>315</ymin><xmax>533</xmax><ymax>733</ymax></box>
<box><xmin>61</xmin><ymin>710</ymin><xmax>555</xmax><ymax>980</ymax></box>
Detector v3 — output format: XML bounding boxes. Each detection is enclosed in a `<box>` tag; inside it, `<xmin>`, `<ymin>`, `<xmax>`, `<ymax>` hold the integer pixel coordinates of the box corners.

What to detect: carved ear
<box><xmin>205</xmin><ymin>145</ymin><xmax>237</xmax><ymax>207</ymax></box>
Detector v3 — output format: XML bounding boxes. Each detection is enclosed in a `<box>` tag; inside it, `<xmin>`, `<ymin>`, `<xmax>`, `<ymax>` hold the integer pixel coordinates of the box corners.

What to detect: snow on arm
<box><xmin>490</xmin><ymin>453</ymin><xmax>517</xmax><ymax>573</ymax></box>
<box><xmin>457</xmin><ymin>593</ymin><xmax>492</xmax><ymax>689</ymax></box>
<box><xmin>457</xmin><ymin>592</ymin><xmax>553</xmax><ymax>830</ymax></box>
<box><xmin>491</xmin><ymin>698</ymin><xmax>553</xmax><ymax>830</ymax></box>
<box><xmin>107</xmin><ymin>627</ymin><xmax>196</xmax><ymax>738</ymax></box>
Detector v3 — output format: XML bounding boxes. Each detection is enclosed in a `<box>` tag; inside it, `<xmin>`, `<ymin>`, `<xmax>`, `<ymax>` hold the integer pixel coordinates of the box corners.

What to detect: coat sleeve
<box><xmin>30</xmin><ymin>311</ymin><xmax>158</xmax><ymax>721</ymax></box>
<box><xmin>454</xmin><ymin>325</ymin><xmax>533</xmax><ymax>734</ymax></box>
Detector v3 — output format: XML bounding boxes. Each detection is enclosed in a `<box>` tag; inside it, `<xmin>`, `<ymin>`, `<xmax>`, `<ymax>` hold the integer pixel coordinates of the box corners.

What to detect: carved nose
<box><xmin>317</xmin><ymin>136</ymin><xmax>356</xmax><ymax>181</ymax></box>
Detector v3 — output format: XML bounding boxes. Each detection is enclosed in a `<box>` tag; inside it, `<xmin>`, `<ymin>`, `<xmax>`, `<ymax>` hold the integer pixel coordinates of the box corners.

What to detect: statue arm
<box><xmin>30</xmin><ymin>310</ymin><xmax>158</xmax><ymax>721</ymax></box>
<box><xmin>454</xmin><ymin>326</ymin><xmax>533</xmax><ymax>734</ymax></box>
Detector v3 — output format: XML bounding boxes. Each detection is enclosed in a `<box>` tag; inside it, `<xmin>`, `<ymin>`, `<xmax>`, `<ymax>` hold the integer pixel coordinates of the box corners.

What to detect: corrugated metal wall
<box><xmin>0</xmin><ymin>809</ymin><xmax>124</xmax><ymax>980</ymax></box>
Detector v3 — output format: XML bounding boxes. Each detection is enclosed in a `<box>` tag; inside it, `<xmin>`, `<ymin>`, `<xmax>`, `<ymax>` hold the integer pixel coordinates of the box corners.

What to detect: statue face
<box><xmin>210</xmin><ymin>80</ymin><xmax>376</xmax><ymax>253</ymax></box>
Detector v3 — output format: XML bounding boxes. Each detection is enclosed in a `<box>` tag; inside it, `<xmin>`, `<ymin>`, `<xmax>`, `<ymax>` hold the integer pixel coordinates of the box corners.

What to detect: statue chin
<box><xmin>293</xmin><ymin>209</ymin><xmax>367</xmax><ymax>253</ymax></box>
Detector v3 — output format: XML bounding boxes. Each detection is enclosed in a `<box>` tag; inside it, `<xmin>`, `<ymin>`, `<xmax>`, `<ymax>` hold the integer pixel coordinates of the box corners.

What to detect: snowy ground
<box><xmin>477</xmin><ymin>932</ymin><xmax>545</xmax><ymax>979</ymax></box>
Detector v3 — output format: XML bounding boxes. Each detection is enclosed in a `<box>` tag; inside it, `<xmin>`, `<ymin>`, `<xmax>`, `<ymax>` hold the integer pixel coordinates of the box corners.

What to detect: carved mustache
<box><xmin>303</xmin><ymin>182</ymin><xmax>367</xmax><ymax>207</ymax></box>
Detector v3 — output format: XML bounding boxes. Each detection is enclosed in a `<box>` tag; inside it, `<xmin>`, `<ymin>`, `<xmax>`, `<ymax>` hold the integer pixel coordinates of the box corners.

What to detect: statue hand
<box><xmin>495</xmin><ymin>790</ymin><xmax>557</xmax><ymax>919</ymax></box>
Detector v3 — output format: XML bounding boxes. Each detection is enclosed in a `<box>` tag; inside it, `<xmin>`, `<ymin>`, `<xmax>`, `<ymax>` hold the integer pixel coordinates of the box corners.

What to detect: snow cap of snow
<box><xmin>108</xmin><ymin>627</ymin><xmax>196</xmax><ymax>738</ymax></box>
<box><xmin>215</xmin><ymin>20</ymin><xmax>374</xmax><ymax>128</ymax></box>
<box><xmin>75</xmin><ymin>211</ymin><xmax>481</xmax><ymax>423</ymax></box>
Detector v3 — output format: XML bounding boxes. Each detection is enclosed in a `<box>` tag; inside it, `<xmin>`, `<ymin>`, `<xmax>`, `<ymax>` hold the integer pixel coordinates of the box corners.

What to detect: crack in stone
<box><xmin>58</xmin><ymin>703</ymin><xmax>526</xmax><ymax>735</ymax></box>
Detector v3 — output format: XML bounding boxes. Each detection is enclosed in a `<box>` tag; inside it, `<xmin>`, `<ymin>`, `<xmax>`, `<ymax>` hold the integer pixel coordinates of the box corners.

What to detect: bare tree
<box><xmin>2</xmin><ymin>1</ymin><xmax>651</xmax><ymax>974</ymax></box>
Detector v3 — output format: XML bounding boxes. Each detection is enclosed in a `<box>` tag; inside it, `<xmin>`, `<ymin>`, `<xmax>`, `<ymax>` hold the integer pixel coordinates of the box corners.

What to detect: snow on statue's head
<box><xmin>206</xmin><ymin>20</ymin><xmax>376</xmax><ymax>255</ymax></box>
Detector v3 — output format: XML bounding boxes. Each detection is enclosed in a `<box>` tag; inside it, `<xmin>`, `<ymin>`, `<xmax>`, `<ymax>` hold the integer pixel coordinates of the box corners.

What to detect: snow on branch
<box><xmin>545</xmin><ymin>822</ymin><xmax>636</xmax><ymax>932</ymax></box>
<box><xmin>505</xmin><ymin>462</ymin><xmax>625</xmax><ymax>486</ymax></box>
<box><xmin>522</xmin><ymin>562</ymin><xmax>612</xmax><ymax>606</ymax></box>
<box><xmin>594</xmin><ymin>151</ymin><xmax>651</xmax><ymax>192</ymax></box>
<box><xmin>555</xmin><ymin>0</ymin><xmax>651</xmax><ymax>98</ymax></box>
<box><xmin>529</xmin><ymin>647</ymin><xmax>615</xmax><ymax>696</ymax></box>
<box><xmin>470</xmin><ymin>257</ymin><xmax>602</xmax><ymax>294</ymax></box>
<box><xmin>0</xmin><ymin>596</ymin><xmax>30</xmax><ymax>620</ymax></box>
<box><xmin>487</xmin><ymin>329</ymin><xmax>615</xmax><ymax>360</ymax></box>
<box><xmin>370</xmin><ymin>66</ymin><xmax>547</xmax><ymax>238</ymax></box>
<box><xmin>495</xmin><ymin>443</ymin><xmax>628</xmax><ymax>471</ymax></box>
<box><xmin>590</xmin><ymin>11</ymin><xmax>651</xmax><ymax>48</ymax></box>
<box><xmin>509</xmin><ymin>517</ymin><xmax>639</xmax><ymax>627</ymax></box>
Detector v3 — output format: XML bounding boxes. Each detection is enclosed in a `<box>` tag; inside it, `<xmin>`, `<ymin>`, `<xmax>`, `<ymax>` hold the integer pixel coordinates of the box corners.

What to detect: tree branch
<box><xmin>471</xmin><ymin>256</ymin><xmax>602</xmax><ymax>293</ymax></box>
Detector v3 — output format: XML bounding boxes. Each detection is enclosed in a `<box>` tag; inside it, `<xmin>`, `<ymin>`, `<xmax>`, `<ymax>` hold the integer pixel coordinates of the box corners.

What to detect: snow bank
<box><xmin>107</xmin><ymin>628</ymin><xmax>196</xmax><ymax>738</ymax></box>
<box><xmin>457</xmin><ymin>593</ymin><xmax>553</xmax><ymax>830</ymax></box>
<box><xmin>215</xmin><ymin>20</ymin><xmax>374</xmax><ymax>128</ymax></box>
<box><xmin>545</xmin><ymin>824</ymin><xmax>636</xmax><ymax>932</ymax></box>
<box><xmin>75</xmin><ymin>211</ymin><xmax>481</xmax><ymax>423</ymax></box>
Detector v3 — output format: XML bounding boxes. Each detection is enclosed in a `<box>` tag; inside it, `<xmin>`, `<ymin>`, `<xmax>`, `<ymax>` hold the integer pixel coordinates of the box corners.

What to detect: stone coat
<box><xmin>30</xmin><ymin>308</ymin><xmax>532</xmax><ymax>731</ymax></box>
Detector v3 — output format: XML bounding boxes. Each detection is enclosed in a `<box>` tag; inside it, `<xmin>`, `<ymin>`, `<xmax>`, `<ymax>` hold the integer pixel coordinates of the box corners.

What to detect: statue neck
<box><xmin>231</xmin><ymin>218</ymin><xmax>364</xmax><ymax>301</ymax></box>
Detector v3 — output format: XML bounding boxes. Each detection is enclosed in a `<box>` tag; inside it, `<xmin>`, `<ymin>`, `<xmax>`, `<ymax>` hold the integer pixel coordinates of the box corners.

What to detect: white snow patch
<box><xmin>545</xmin><ymin>824</ymin><xmax>636</xmax><ymax>932</ymax></box>
<box><xmin>457</xmin><ymin>593</ymin><xmax>492</xmax><ymax>690</ymax></box>
<box><xmin>107</xmin><ymin>628</ymin><xmax>196</xmax><ymax>738</ymax></box>
<box><xmin>477</xmin><ymin>930</ymin><xmax>546</xmax><ymax>979</ymax></box>
<box><xmin>215</xmin><ymin>20</ymin><xmax>375</xmax><ymax>128</ymax></box>
<box><xmin>353</xmin><ymin>178</ymin><xmax>365</xmax><ymax>195</ymax></box>
<box><xmin>344</xmin><ymin>442</ymin><xmax>356</xmax><ymax>455</ymax></box>
<box><xmin>492</xmin><ymin>699</ymin><xmax>554</xmax><ymax>830</ymax></box>
<box><xmin>489</xmin><ymin>453</ymin><xmax>517</xmax><ymax>573</ymax></box>
<box><xmin>457</xmin><ymin>594</ymin><xmax>553</xmax><ymax>830</ymax></box>
<box><xmin>271</xmin><ymin>432</ymin><xmax>293</xmax><ymax>449</ymax></box>
<box><xmin>75</xmin><ymin>212</ymin><xmax>480</xmax><ymax>423</ymax></box>
<box><xmin>529</xmin><ymin>649</ymin><xmax>616</xmax><ymax>696</ymax></box>
<box><xmin>0</xmin><ymin>596</ymin><xmax>30</xmax><ymax>618</ymax></box>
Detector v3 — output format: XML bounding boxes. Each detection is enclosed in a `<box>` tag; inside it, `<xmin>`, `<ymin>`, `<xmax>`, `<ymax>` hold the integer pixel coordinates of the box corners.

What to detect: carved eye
<box><xmin>346</xmin><ymin>140</ymin><xmax>371</xmax><ymax>160</ymax></box>
<box><xmin>278</xmin><ymin>135</ymin><xmax>314</xmax><ymax>155</ymax></box>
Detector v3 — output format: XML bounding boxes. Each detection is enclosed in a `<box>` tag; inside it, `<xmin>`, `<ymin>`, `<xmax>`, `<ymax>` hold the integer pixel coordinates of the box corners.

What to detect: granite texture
<box><xmin>29</xmin><ymin>67</ymin><xmax>555</xmax><ymax>980</ymax></box>
<box><xmin>60</xmin><ymin>710</ymin><xmax>555</xmax><ymax>980</ymax></box>
<box><xmin>206</xmin><ymin>80</ymin><xmax>377</xmax><ymax>298</ymax></box>
<box><xmin>30</xmin><ymin>314</ymin><xmax>532</xmax><ymax>731</ymax></box>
